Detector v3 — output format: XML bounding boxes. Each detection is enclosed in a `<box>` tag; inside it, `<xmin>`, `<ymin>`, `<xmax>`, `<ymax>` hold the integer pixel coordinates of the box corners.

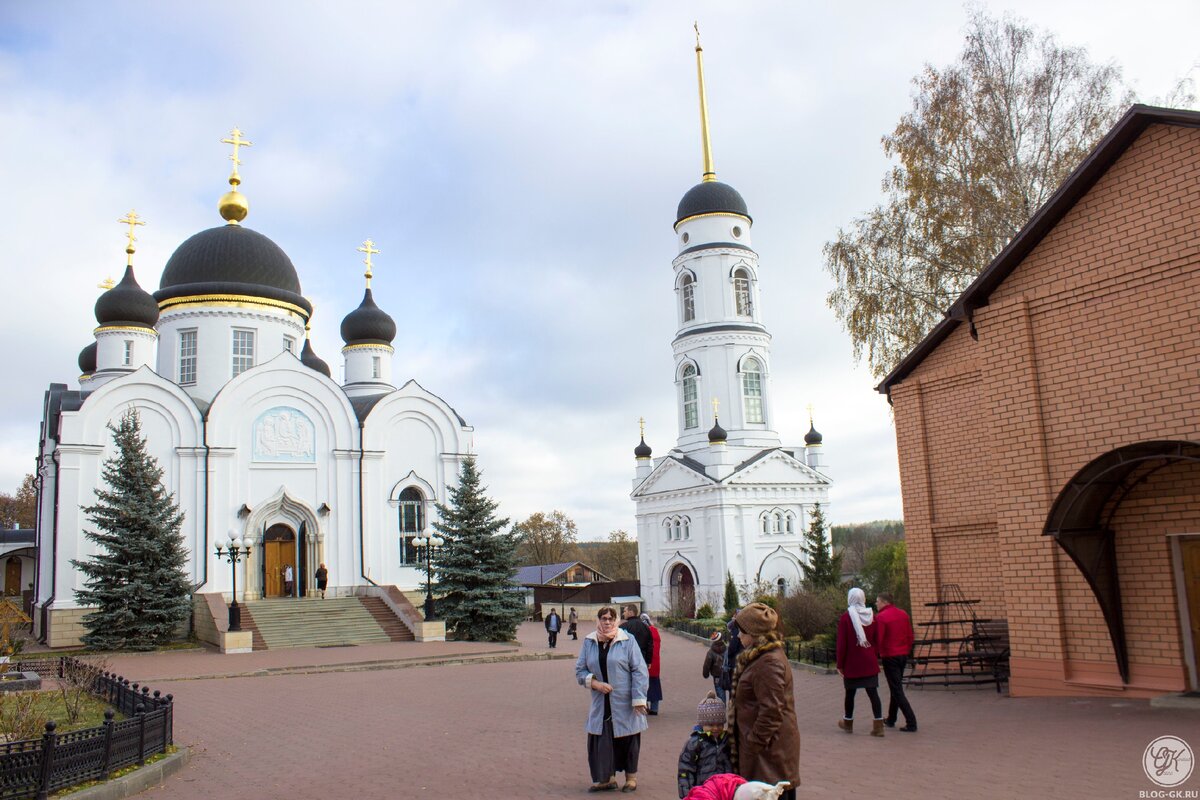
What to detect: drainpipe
<box><xmin>39</xmin><ymin>448</ymin><xmax>61</xmax><ymax>644</ymax></box>
<box><xmin>193</xmin><ymin>413</ymin><xmax>211</xmax><ymax>591</ymax></box>
<box><xmin>359</xmin><ymin>419</ymin><xmax>377</xmax><ymax>588</ymax></box>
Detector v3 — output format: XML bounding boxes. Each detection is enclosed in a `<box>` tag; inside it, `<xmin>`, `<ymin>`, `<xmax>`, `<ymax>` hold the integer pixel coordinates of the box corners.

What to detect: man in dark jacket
<box><xmin>544</xmin><ymin>607</ymin><xmax>562</xmax><ymax>648</ymax></box>
<box><xmin>718</xmin><ymin>612</ymin><xmax>742</xmax><ymax>694</ymax></box>
<box><xmin>874</xmin><ymin>592</ymin><xmax>917</xmax><ymax>732</ymax></box>
<box><xmin>620</xmin><ymin>604</ymin><xmax>653</xmax><ymax>666</ymax></box>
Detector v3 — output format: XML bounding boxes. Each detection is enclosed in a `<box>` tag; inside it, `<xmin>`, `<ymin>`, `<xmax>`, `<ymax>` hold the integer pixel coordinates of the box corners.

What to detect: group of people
<box><xmin>571</xmin><ymin>588</ymin><xmax>918</xmax><ymax>799</ymax></box>
<box><xmin>279</xmin><ymin>562</ymin><xmax>329</xmax><ymax>598</ymax></box>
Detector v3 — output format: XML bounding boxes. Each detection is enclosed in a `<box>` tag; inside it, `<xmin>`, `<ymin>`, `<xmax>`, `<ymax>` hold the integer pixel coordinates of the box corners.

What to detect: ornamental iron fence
<box><xmin>0</xmin><ymin>657</ymin><xmax>174</xmax><ymax>800</ymax></box>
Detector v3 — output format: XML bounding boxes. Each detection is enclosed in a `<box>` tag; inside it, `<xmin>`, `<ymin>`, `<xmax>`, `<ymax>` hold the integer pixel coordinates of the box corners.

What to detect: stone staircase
<box><xmin>241</xmin><ymin>597</ymin><xmax>414</xmax><ymax>650</ymax></box>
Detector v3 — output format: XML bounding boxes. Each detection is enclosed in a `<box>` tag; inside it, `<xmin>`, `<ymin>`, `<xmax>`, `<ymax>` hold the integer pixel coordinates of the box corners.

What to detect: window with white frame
<box><xmin>682</xmin><ymin>517</ymin><xmax>691</xmax><ymax>540</ymax></box>
<box><xmin>681</xmin><ymin>274</ymin><xmax>696</xmax><ymax>322</ymax></box>
<box><xmin>231</xmin><ymin>329</ymin><xmax>255</xmax><ymax>378</ymax></box>
<box><xmin>742</xmin><ymin>358</ymin><xmax>764</xmax><ymax>423</ymax></box>
<box><xmin>398</xmin><ymin>487</ymin><xmax>425</xmax><ymax>565</ymax></box>
<box><xmin>372</xmin><ymin>356</ymin><xmax>381</xmax><ymax>379</ymax></box>
<box><xmin>179</xmin><ymin>330</ymin><xmax>197</xmax><ymax>385</ymax></box>
<box><xmin>682</xmin><ymin>364</ymin><xmax>699</xmax><ymax>429</ymax></box>
<box><xmin>123</xmin><ymin>340</ymin><xmax>133</xmax><ymax>366</ymax></box>
<box><xmin>733</xmin><ymin>268</ymin><xmax>753</xmax><ymax>316</ymax></box>
<box><xmin>785</xmin><ymin>513</ymin><xmax>795</xmax><ymax>535</ymax></box>
<box><xmin>283</xmin><ymin>335</ymin><xmax>296</xmax><ymax>354</ymax></box>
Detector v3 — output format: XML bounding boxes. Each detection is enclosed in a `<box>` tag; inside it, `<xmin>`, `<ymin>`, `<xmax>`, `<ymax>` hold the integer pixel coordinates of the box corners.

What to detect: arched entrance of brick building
<box><xmin>1044</xmin><ymin>440</ymin><xmax>1200</xmax><ymax>688</ymax></box>
<box><xmin>668</xmin><ymin>563</ymin><xmax>695</xmax><ymax>618</ymax></box>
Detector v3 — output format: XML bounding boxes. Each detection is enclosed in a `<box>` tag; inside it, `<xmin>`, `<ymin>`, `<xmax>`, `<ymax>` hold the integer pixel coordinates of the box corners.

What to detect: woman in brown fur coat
<box><xmin>726</xmin><ymin>603</ymin><xmax>800</xmax><ymax>800</ymax></box>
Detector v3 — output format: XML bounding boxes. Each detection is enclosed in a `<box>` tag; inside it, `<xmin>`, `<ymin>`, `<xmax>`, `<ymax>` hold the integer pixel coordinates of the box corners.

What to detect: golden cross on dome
<box><xmin>711</xmin><ymin>397</ymin><xmax>720</xmax><ymax>419</ymax></box>
<box><xmin>639</xmin><ymin>417</ymin><xmax>646</xmax><ymax>438</ymax></box>
<box><xmin>221</xmin><ymin>127</ymin><xmax>253</xmax><ymax>185</ymax></box>
<box><xmin>357</xmin><ymin>239</ymin><xmax>380</xmax><ymax>287</ymax></box>
<box><xmin>118</xmin><ymin>209</ymin><xmax>146</xmax><ymax>266</ymax></box>
<box><xmin>694</xmin><ymin>21</ymin><xmax>701</xmax><ymax>49</ymax></box>
<box><xmin>98</xmin><ymin>276</ymin><xmax>116</xmax><ymax>290</ymax></box>
<box><xmin>807</xmin><ymin>403</ymin><xmax>814</xmax><ymax>423</ymax></box>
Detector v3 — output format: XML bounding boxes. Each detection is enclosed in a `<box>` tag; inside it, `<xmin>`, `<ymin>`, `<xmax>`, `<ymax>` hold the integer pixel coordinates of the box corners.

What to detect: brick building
<box><xmin>878</xmin><ymin>106</ymin><xmax>1200</xmax><ymax>698</ymax></box>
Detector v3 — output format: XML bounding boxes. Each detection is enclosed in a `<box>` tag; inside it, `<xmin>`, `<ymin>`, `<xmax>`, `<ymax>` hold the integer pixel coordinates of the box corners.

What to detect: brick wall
<box><xmin>891</xmin><ymin>121</ymin><xmax>1200</xmax><ymax>697</ymax></box>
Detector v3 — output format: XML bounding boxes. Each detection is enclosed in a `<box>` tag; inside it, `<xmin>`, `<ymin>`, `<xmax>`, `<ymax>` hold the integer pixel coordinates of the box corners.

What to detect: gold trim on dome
<box><xmin>94</xmin><ymin>325</ymin><xmax>159</xmax><ymax>337</ymax></box>
<box><xmin>157</xmin><ymin>293</ymin><xmax>310</xmax><ymax>320</ymax></box>
<box><xmin>674</xmin><ymin>210</ymin><xmax>752</xmax><ymax>230</ymax></box>
<box><xmin>341</xmin><ymin>343</ymin><xmax>395</xmax><ymax>353</ymax></box>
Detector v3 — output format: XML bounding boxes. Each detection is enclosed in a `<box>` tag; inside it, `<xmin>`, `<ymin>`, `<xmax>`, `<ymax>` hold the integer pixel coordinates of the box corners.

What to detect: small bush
<box><xmin>779</xmin><ymin>586</ymin><xmax>842</xmax><ymax>640</ymax></box>
<box><xmin>695</xmin><ymin>603</ymin><xmax>715</xmax><ymax>619</ymax></box>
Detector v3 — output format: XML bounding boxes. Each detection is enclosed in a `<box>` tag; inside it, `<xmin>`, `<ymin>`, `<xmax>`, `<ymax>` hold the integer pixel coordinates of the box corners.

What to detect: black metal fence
<box><xmin>0</xmin><ymin>658</ymin><xmax>174</xmax><ymax>800</ymax></box>
<box><xmin>667</xmin><ymin>620</ymin><xmax>837</xmax><ymax>669</ymax></box>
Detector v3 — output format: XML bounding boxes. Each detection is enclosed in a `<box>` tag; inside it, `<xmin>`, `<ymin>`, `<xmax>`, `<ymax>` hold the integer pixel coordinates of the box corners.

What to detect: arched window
<box><xmin>742</xmin><ymin>358</ymin><xmax>764</xmax><ymax>424</ymax></box>
<box><xmin>785</xmin><ymin>513</ymin><xmax>795</xmax><ymax>535</ymax></box>
<box><xmin>398</xmin><ymin>487</ymin><xmax>425</xmax><ymax>565</ymax></box>
<box><xmin>776</xmin><ymin>577</ymin><xmax>787</xmax><ymax>596</ymax></box>
<box><xmin>682</xmin><ymin>364</ymin><xmax>699</xmax><ymax>429</ymax></box>
<box><xmin>761</xmin><ymin>514</ymin><xmax>770</xmax><ymax>535</ymax></box>
<box><xmin>682</xmin><ymin>518</ymin><xmax>691</xmax><ymax>540</ymax></box>
<box><xmin>733</xmin><ymin>268</ymin><xmax>753</xmax><ymax>317</ymax></box>
<box><xmin>772</xmin><ymin>511</ymin><xmax>783</xmax><ymax>534</ymax></box>
<box><xmin>680</xmin><ymin>274</ymin><xmax>696</xmax><ymax>323</ymax></box>
<box><xmin>673</xmin><ymin>519</ymin><xmax>682</xmax><ymax>541</ymax></box>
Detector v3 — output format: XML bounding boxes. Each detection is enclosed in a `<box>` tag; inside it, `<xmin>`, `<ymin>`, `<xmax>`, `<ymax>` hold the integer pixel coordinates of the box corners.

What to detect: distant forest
<box><xmin>831</xmin><ymin>519</ymin><xmax>904</xmax><ymax>575</ymax></box>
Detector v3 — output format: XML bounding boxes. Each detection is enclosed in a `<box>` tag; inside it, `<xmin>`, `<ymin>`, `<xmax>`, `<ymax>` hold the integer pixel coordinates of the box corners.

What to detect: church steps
<box><xmin>241</xmin><ymin>597</ymin><xmax>413</xmax><ymax>649</ymax></box>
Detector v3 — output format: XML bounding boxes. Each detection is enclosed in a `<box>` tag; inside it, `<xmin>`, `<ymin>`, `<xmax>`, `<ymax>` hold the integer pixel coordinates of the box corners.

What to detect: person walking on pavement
<box><xmin>836</xmin><ymin>587</ymin><xmax>884</xmax><ymax>737</ymax></box>
<box><xmin>703</xmin><ymin>632</ymin><xmax>728</xmax><ymax>701</ymax></box>
<box><xmin>314</xmin><ymin>562</ymin><xmax>328</xmax><ymax>599</ymax></box>
<box><xmin>569</xmin><ymin>607</ymin><xmax>580</xmax><ymax>640</ymax></box>
<box><xmin>575</xmin><ymin>606</ymin><xmax>649</xmax><ymax>793</ymax></box>
<box><xmin>874</xmin><ymin>592</ymin><xmax>917</xmax><ymax>732</ymax></box>
<box><xmin>718</xmin><ymin>611</ymin><xmax>742</xmax><ymax>698</ymax></box>
<box><xmin>727</xmin><ymin>603</ymin><xmax>800</xmax><ymax>800</ymax></box>
<box><xmin>642</xmin><ymin>613</ymin><xmax>663</xmax><ymax>715</ymax></box>
<box><xmin>620</xmin><ymin>604</ymin><xmax>654</xmax><ymax>668</ymax></box>
<box><xmin>546</xmin><ymin>607</ymin><xmax>563</xmax><ymax>648</ymax></box>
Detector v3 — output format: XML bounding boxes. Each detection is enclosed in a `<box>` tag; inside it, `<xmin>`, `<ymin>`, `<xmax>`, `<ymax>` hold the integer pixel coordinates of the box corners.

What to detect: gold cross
<box><xmin>357</xmin><ymin>239</ymin><xmax>380</xmax><ymax>285</ymax></box>
<box><xmin>711</xmin><ymin>397</ymin><xmax>720</xmax><ymax>419</ymax></box>
<box><xmin>694</xmin><ymin>21</ymin><xmax>701</xmax><ymax>49</ymax></box>
<box><xmin>118</xmin><ymin>209</ymin><xmax>146</xmax><ymax>266</ymax></box>
<box><xmin>221</xmin><ymin>127</ymin><xmax>253</xmax><ymax>184</ymax></box>
<box><xmin>98</xmin><ymin>276</ymin><xmax>116</xmax><ymax>290</ymax></box>
<box><xmin>807</xmin><ymin>403</ymin><xmax>814</xmax><ymax>423</ymax></box>
<box><xmin>638</xmin><ymin>417</ymin><xmax>645</xmax><ymax>438</ymax></box>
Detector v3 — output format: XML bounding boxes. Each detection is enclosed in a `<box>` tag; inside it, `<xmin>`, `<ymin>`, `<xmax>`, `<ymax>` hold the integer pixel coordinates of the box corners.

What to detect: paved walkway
<box><xmin>90</xmin><ymin>622</ymin><xmax>1196</xmax><ymax>799</ymax></box>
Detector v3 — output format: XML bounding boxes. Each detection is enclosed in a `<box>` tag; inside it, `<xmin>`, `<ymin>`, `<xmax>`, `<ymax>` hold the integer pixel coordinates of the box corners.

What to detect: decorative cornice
<box><xmin>157</xmin><ymin>293</ymin><xmax>309</xmax><ymax>321</ymax></box>
<box><xmin>341</xmin><ymin>343</ymin><xmax>395</xmax><ymax>353</ymax></box>
<box><xmin>674</xmin><ymin>210</ymin><xmax>752</xmax><ymax>231</ymax></box>
<box><xmin>673</xmin><ymin>244</ymin><xmax>758</xmax><ymax>267</ymax></box>
<box><xmin>94</xmin><ymin>325</ymin><xmax>159</xmax><ymax>337</ymax></box>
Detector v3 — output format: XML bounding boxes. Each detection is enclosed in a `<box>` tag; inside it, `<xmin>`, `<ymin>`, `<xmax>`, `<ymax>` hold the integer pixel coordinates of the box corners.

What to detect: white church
<box><xmin>33</xmin><ymin>134</ymin><xmax>472</xmax><ymax>647</ymax></box>
<box><xmin>632</xmin><ymin>39</ymin><xmax>832</xmax><ymax>615</ymax></box>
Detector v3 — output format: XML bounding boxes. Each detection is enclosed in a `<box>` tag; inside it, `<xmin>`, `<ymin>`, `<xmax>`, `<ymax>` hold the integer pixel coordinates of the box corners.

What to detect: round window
<box><xmin>681</xmin><ymin>232</ymin><xmax>690</xmax><ymax>244</ymax></box>
<box><xmin>732</xmin><ymin>225</ymin><xmax>743</xmax><ymax>238</ymax></box>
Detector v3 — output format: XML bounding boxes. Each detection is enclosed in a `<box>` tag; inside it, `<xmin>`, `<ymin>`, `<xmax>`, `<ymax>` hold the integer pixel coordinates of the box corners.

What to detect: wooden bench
<box><xmin>961</xmin><ymin>619</ymin><xmax>1010</xmax><ymax>692</ymax></box>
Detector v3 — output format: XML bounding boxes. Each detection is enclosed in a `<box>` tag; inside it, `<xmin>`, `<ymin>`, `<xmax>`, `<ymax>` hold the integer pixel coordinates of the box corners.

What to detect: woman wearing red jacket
<box><xmin>835</xmin><ymin>587</ymin><xmax>884</xmax><ymax>736</ymax></box>
<box><xmin>642</xmin><ymin>613</ymin><xmax>663</xmax><ymax>714</ymax></box>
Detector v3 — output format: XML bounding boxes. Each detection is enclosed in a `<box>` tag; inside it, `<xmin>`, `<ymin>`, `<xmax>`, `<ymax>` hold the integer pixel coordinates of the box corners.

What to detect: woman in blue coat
<box><xmin>575</xmin><ymin>605</ymin><xmax>649</xmax><ymax>792</ymax></box>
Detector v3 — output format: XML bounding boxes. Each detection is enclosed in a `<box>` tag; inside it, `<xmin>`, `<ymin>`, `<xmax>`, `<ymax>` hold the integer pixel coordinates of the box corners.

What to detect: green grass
<box><xmin>2</xmin><ymin>690</ymin><xmax>121</xmax><ymax>734</ymax></box>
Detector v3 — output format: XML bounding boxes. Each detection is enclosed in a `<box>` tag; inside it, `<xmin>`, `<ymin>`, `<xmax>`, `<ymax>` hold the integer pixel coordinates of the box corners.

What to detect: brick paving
<box><xmin>99</xmin><ymin>622</ymin><xmax>1196</xmax><ymax>799</ymax></box>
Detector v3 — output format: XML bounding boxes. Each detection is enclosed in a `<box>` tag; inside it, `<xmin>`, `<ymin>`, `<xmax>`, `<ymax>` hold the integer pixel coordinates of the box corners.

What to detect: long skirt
<box><xmin>587</xmin><ymin>719</ymin><xmax>641</xmax><ymax>782</ymax></box>
<box><xmin>647</xmin><ymin>677</ymin><xmax>663</xmax><ymax>703</ymax></box>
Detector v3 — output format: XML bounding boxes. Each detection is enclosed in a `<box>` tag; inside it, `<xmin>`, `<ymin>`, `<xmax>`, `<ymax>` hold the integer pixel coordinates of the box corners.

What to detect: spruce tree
<box><xmin>723</xmin><ymin>572</ymin><xmax>739</xmax><ymax>616</ymax></box>
<box><xmin>430</xmin><ymin>458</ymin><xmax>525</xmax><ymax>641</ymax></box>
<box><xmin>800</xmin><ymin>503</ymin><xmax>842</xmax><ymax>590</ymax></box>
<box><xmin>71</xmin><ymin>410</ymin><xmax>193</xmax><ymax>650</ymax></box>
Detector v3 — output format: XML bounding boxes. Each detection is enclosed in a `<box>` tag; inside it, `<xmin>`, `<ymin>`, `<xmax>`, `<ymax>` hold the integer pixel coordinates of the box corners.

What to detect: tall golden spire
<box><xmin>117</xmin><ymin>209</ymin><xmax>146</xmax><ymax>267</ymax></box>
<box><xmin>218</xmin><ymin>127</ymin><xmax>253</xmax><ymax>224</ymax></box>
<box><xmin>357</xmin><ymin>239</ymin><xmax>380</xmax><ymax>288</ymax></box>
<box><xmin>694</xmin><ymin>22</ymin><xmax>716</xmax><ymax>183</ymax></box>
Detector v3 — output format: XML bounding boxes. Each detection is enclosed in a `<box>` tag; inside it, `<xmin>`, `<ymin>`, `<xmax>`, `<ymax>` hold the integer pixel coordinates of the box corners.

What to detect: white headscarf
<box><xmin>847</xmin><ymin>587</ymin><xmax>874</xmax><ymax>647</ymax></box>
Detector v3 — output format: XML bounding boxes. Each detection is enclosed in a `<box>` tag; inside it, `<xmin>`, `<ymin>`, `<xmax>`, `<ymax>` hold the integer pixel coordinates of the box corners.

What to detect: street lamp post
<box><xmin>411</xmin><ymin>532</ymin><xmax>444</xmax><ymax>620</ymax></box>
<box><xmin>215</xmin><ymin>534</ymin><xmax>253</xmax><ymax>632</ymax></box>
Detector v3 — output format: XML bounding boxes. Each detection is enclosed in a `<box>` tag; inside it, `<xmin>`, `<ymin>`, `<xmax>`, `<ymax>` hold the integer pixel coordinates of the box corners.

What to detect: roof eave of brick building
<box><xmin>876</xmin><ymin>104</ymin><xmax>1200</xmax><ymax>400</ymax></box>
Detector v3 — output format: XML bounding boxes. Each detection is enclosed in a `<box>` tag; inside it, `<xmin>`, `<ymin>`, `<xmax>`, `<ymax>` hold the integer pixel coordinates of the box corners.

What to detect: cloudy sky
<box><xmin>0</xmin><ymin>2</ymin><xmax>1195</xmax><ymax>538</ymax></box>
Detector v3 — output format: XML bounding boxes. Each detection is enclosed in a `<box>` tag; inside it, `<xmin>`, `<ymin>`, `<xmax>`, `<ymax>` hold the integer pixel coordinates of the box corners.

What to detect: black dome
<box><xmin>634</xmin><ymin>436</ymin><xmax>652</xmax><ymax>459</ymax></box>
<box><xmin>341</xmin><ymin>288</ymin><xmax>396</xmax><ymax>345</ymax></box>
<box><xmin>708</xmin><ymin>418</ymin><xmax>728</xmax><ymax>444</ymax></box>
<box><xmin>154</xmin><ymin>225</ymin><xmax>312</xmax><ymax>316</ymax></box>
<box><xmin>300</xmin><ymin>338</ymin><xmax>331</xmax><ymax>378</ymax></box>
<box><xmin>676</xmin><ymin>181</ymin><xmax>751</xmax><ymax>226</ymax></box>
<box><xmin>95</xmin><ymin>266</ymin><xmax>159</xmax><ymax>329</ymax></box>
<box><xmin>78</xmin><ymin>342</ymin><xmax>97</xmax><ymax>375</ymax></box>
<box><xmin>804</xmin><ymin>423</ymin><xmax>823</xmax><ymax>446</ymax></box>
